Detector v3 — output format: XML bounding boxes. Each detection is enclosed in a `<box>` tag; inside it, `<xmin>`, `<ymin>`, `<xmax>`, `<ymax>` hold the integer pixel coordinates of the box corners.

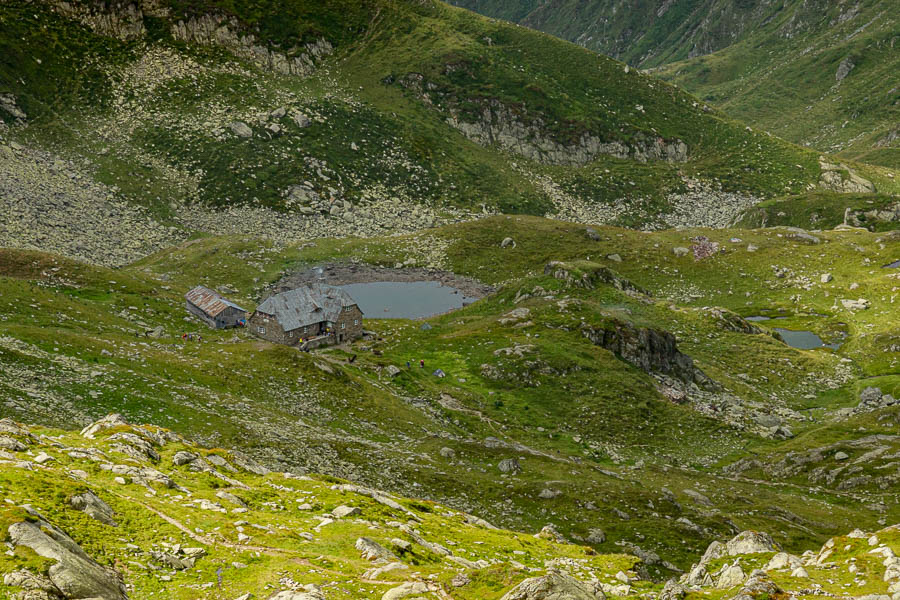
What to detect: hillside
<box><xmin>447</xmin><ymin>0</ymin><xmax>900</xmax><ymax>168</ymax></box>
<box><xmin>3</xmin><ymin>0</ymin><xmax>896</xmax><ymax>268</ymax></box>
<box><xmin>2</xmin><ymin>216</ymin><xmax>899</xmax><ymax>578</ymax></box>
<box><xmin>4</xmin><ymin>414</ymin><xmax>900</xmax><ymax>599</ymax></box>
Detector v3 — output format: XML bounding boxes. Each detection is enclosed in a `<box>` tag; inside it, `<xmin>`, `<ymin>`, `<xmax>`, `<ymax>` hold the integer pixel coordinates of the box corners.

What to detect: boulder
<box><xmin>732</xmin><ymin>570</ymin><xmax>782</xmax><ymax>600</ymax></box>
<box><xmin>500</xmin><ymin>237</ymin><xmax>516</xmax><ymax>248</ymax></box>
<box><xmin>216</xmin><ymin>490</ymin><xmax>247</xmax><ymax>507</ymax></box>
<box><xmin>587</xmin><ymin>528</ymin><xmax>606</xmax><ymax>544</ymax></box>
<box><xmin>332</xmin><ymin>505</ymin><xmax>361</xmax><ymax>519</ymax></box>
<box><xmin>658</xmin><ymin>579</ymin><xmax>686</xmax><ymax>600</ymax></box>
<box><xmin>8</xmin><ymin>516</ymin><xmax>127</xmax><ymax>599</ymax></box>
<box><xmin>841</xmin><ymin>298</ymin><xmax>870</xmax><ymax>311</ymax></box>
<box><xmin>3</xmin><ymin>568</ymin><xmax>61</xmax><ymax>596</ymax></box>
<box><xmin>80</xmin><ymin>414</ymin><xmax>129</xmax><ymax>439</ymax></box>
<box><xmin>230</xmin><ymin>121</ymin><xmax>253</xmax><ymax>137</ymax></box>
<box><xmin>673</xmin><ymin>247</ymin><xmax>689</xmax><ymax>257</ymax></box>
<box><xmin>382</xmin><ymin>582</ymin><xmax>428</xmax><ymax>600</ymax></box>
<box><xmin>268</xmin><ymin>590</ymin><xmax>325</xmax><ymax>600</ymax></box>
<box><xmin>499</xmin><ymin>569</ymin><xmax>605</xmax><ymax>600</ymax></box>
<box><xmin>356</xmin><ymin>537</ymin><xmax>395</xmax><ymax>562</ymax></box>
<box><xmin>725</xmin><ymin>531</ymin><xmax>780</xmax><ymax>555</ymax></box>
<box><xmin>173</xmin><ymin>450</ymin><xmax>199</xmax><ymax>466</ymax></box>
<box><xmin>69</xmin><ymin>490</ymin><xmax>117</xmax><ymax>526</ymax></box>
<box><xmin>385</xmin><ymin>365</ymin><xmax>401</xmax><ymax>377</ymax></box>
<box><xmin>498</xmin><ymin>458</ymin><xmax>521</xmax><ymax>474</ymax></box>
<box><xmin>0</xmin><ymin>436</ymin><xmax>26</xmax><ymax>451</ymax></box>
<box><xmin>715</xmin><ymin>563</ymin><xmax>745</xmax><ymax>589</ymax></box>
<box><xmin>765</xmin><ymin>552</ymin><xmax>801</xmax><ymax>570</ymax></box>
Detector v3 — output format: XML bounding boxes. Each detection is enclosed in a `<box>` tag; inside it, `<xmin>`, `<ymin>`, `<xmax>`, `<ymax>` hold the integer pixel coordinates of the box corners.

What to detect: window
<box><xmin>340</xmin><ymin>322</ymin><xmax>346</xmax><ymax>329</ymax></box>
<box><xmin>257</xmin><ymin>327</ymin><xmax>265</xmax><ymax>334</ymax></box>
<box><xmin>303</xmin><ymin>326</ymin><xmax>308</xmax><ymax>333</ymax></box>
<box><xmin>353</xmin><ymin>319</ymin><xmax>359</xmax><ymax>326</ymax></box>
<box><xmin>289</xmin><ymin>331</ymin><xmax>294</xmax><ymax>338</ymax></box>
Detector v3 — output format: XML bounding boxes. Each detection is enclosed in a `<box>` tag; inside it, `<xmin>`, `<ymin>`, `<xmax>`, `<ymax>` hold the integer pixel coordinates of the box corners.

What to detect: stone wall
<box><xmin>333</xmin><ymin>305</ymin><xmax>364</xmax><ymax>344</ymax></box>
<box><xmin>248</xmin><ymin>311</ymin><xmax>295</xmax><ymax>346</ymax></box>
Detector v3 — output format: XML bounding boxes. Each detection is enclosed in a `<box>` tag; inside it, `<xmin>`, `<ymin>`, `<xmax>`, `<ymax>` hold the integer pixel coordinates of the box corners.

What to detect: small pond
<box><xmin>745</xmin><ymin>315</ymin><xmax>787</xmax><ymax>322</ymax></box>
<box><xmin>884</xmin><ymin>259</ymin><xmax>900</xmax><ymax>269</ymax></box>
<box><xmin>337</xmin><ymin>281</ymin><xmax>477</xmax><ymax>319</ymax></box>
<box><xmin>773</xmin><ymin>328</ymin><xmax>842</xmax><ymax>351</ymax></box>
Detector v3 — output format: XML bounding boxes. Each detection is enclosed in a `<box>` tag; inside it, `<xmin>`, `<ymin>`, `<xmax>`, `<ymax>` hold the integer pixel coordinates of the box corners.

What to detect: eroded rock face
<box><xmin>7</xmin><ymin>517</ymin><xmax>127</xmax><ymax>599</ymax></box>
<box><xmin>499</xmin><ymin>569</ymin><xmax>606</xmax><ymax>600</ymax></box>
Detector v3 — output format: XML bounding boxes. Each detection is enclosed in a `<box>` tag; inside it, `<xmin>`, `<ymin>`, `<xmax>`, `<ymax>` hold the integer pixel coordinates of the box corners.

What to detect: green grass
<box><xmin>2</xmin><ymin>215</ymin><xmax>900</xmax><ymax>573</ymax></box>
<box><xmin>735</xmin><ymin>191</ymin><xmax>900</xmax><ymax>231</ymax></box>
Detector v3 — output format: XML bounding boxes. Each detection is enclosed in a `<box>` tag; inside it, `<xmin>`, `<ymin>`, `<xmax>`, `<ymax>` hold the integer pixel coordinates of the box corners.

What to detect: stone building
<box><xmin>185</xmin><ymin>286</ymin><xmax>247</xmax><ymax>329</ymax></box>
<box><xmin>248</xmin><ymin>284</ymin><xmax>363</xmax><ymax>349</ymax></box>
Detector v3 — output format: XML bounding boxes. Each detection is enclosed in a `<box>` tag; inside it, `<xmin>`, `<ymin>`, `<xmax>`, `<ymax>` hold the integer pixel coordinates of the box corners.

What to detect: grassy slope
<box><xmin>4</xmin><ymin>419</ymin><xmax>900</xmax><ymax>598</ymax></box>
<box><xmin>447</xmin><ymin>0</ymin><xmax>900</xmax><ymax>168</ymax></box>
<box><xmin>656</xmin><ymin>0</ymin><xmax>900</xmax><ymax>168</ymax></box>
<box><xmin>0</xmin><ymin>419</ymin><xmax>640</xmax><ymax>599</ymax></box>
<box><xmin>1</xmin><ymin>217</ymin><xmax>899</xmax><ymax>569</ymax></box>
<box><xmin>735</xmin><ymin>191</ymin><xmax>900</xmax><ymax>231</ymax></box>
<box><xmin>0</xmin><ymin>0</ymin><xmax>844</xmax><ymax>226</ymax></box>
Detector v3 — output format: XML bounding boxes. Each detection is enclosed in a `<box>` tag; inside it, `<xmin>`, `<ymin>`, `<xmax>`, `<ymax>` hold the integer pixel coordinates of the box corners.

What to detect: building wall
<box><xmin>185</xmin><ymin>301</ymin><xmax>218</xmax><ymax>328</ymax></box>
<box><xmin>248</xmin><ymin>311</ymin><xmax>298</xmax><ymax>345</ymax></box>
<box><xmin>186</xmin><ymin>302</ymin><xmax>247</xmax><ymax>329</ymax></box>
<box><xmin>249</xmin><ymin>305</ymin><xmax>363</xmax><ymax>347</ymax></box>
<box><xmin>216</xmin><ymin>306</ymin><xmax>247</xmax><ymax>328</ymax></box>
<box><xmin>333</xmin><ymin>305</ymin><xmax>364</xmax><ymax>343</ymax></box>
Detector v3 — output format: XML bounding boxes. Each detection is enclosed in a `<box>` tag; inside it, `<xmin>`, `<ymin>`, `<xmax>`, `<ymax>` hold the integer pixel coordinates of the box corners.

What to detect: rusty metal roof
<box><xmin>185</xmin><ymin>286</ymin><xmax>247</xmax><ymax>318</ymax></box>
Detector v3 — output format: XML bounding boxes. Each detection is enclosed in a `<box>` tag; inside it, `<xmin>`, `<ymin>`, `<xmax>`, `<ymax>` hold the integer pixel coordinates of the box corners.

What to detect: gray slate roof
<box><xmin>185</xmin><ymin>286</ymin><xmax>247</xmax><ymax>317</ymax></box>
<box><xmin>256</xmin><ymin>284</ymin><xmax>359</xmax><ymax>332</ymax></box>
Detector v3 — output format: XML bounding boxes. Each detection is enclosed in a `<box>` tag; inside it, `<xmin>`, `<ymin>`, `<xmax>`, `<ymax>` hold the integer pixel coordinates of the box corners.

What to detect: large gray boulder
<box><xmin>69</xmin><ymin>490</ymin><xmax>117</xmax><ymax>526</ymax></box>
<box><xmin>80</xmin><ymin>414</ymin><xmax>129</xmax><ymax>439</ymax></box>
<box><xmin>7</xmin><ymin>516</ymin><xmax>127</xmax><ymax>599</ymax></box>
<box><xmin>500</xmin><ymin>569</ymin><xmax>605</xmax><ymax>600</ymax></box>
<box><xmin>725</xmin><ymin>531</ymin><xmax>780</xmax><ymax>556</ymax></box>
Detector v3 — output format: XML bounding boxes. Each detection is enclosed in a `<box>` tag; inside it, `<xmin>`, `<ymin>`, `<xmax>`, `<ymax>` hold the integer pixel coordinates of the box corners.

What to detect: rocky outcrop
<box><xmin>46</xmin><ymin>1</ymin><xmax>332</xmax><ymax>76</ymax></box>
<box><xmin>6</xmin><ymin>512</ymin><xmax>127</xmax><ymax>599</ymax></box>
<box><xmin>52</xmin><ymin>0</ymin><xmax>147</xmax><ymax>40</ymax></box>
<box><xmin>544</xmin><ymin>261</ymin><xmax>648</xmax><ymax>296</ymax></box>
<box><xmin>818</xmin><ymin>158</ymin><xmax>875</xmax><ymax>193</ymax></box>
<box><xmin>171</xmin><ymin>14</ymin><xmax>332</xmax><ymax>77</ymax></box>
<box><xmin>581</xmin><ymin>319</ymin><xmax>712</xmax><ymax>387</ymax></box>
<box><xmin>698</xmin><ymin>307</ymin><xmax>763</xmax><ymax>335</ymax></box>
<box><xmin>499</xmin><ymin>569</ymin><xmax>606</xmax><ymax>600</ymax></box>
<box><xmin>844</xmin><ymin>202</ymin><xmax>900</xmax><ymax>229</ymax></box>
<box><xmin>0</xmin><ymin>93</ymin><xmax>27</xmax><ymax>125</ymax></box>
<box><xmin>398</xmin><ymin>75</ymin><xmax>687</xmax><ymax>166</ymax></box>
<box><xmin>446</xmin><ymin>98</ymin><xmax>687</xmax><ymax>165</ymax></box>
